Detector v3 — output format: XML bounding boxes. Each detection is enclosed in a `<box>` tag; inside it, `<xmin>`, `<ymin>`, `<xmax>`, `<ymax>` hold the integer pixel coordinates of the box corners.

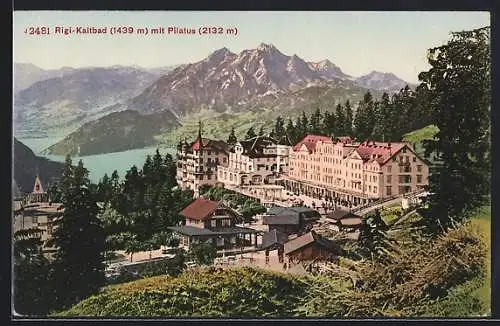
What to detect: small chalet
<box><xmin>327</xmin><ymin>210</ymin><xmax>363</xmax><ymax>233</ymax></box>
<box><xmin>284</xmin><ymin>231</ymin><xmax>343</xmax><ymax>264</ymax></box>
<box><xmin>263</xmin><ymin>206</ymin><xmax>320</xmax><ymax>236</ymax></box>
<box><xmin>168</xmin><ymin>197</ymin><xmax>261</xmax><ymax>251</ymax></box>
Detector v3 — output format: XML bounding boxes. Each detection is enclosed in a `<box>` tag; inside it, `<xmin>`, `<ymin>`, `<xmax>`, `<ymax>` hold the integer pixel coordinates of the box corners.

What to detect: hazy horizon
<box><xmin>13</xmin><ymin>11</ymin><xmax>490</xmax><ymax>83</ymax></box>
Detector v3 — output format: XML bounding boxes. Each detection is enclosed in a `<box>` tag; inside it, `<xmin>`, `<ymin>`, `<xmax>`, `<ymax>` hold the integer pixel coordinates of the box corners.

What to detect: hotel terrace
<box><xmin>279</xmin><ymin>135</ymin><xmax>429</xmax><ymax>206</ymax></box>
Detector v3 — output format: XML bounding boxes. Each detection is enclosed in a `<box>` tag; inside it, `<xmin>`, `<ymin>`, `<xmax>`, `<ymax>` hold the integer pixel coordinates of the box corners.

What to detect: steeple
<box><xmin>198</xmin><ymin>119</ymin><xmax>202</xmax><ymax>141</ymax></box>
<box><xmin>32</xmin><ymin>174</ymin><xmax>45</xmax><ymax>194</ymax></box>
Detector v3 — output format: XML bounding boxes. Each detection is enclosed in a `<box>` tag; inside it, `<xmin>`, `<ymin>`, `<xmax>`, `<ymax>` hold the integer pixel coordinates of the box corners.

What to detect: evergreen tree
<box><xmin>344</xmin><ymin>100</ymin><xmax>354</xmax><ymax>137</ymax></box>
<box><xmin>47</xmin><ymin>182</ymin><xmax>62</xmax><ymax>203</ymax></box>
<box><xmin>419</xmin><ymin>26</ymin><xmax>491</xmax><ymax>232</ymax></box>
<box><xmin>299</xmin><ymin>111</ymin><xmax>309</xmax><ymax>137</ymax></box>
<box><xmin>258</xmin><ymin>125</ymin><xmax>266</xmax><ymax>137</ymax></box>
<box><xmin>164</xmin><ymin>153</ymin><xmax>177</xmax><ymax>189</ymax></box>
<box><xmin>49</xmin><ymin>159</ymin><xmax>105</xmax><ymax>309</ymax></box>
<box><xmin>310</xmin><ymin>107</ymin><xmax>323</xmax><ymax>135</ymax></box>
<box><xmin>335</xmin><ymin>103</ymin><xmax>346</xmax><ymax>136</ymax></box>
<box><xmin>274</xmin><ymin>116</ymin><xmax>286</xmax><ymax>139</ymax></box>
<box><xmin>142</xmin><ymin>155</ymin><xmax>154</xmax><ymax>186</ymax></box>
<box><xmin>285</xmin><ymin>118</ymin><xmax>298</xmax><ymax>145</ymax></box>
<box><xmin>109</xmin><ymin>170</ymin><xmax>121</xmax><ymax>209</ymax></box>
<box><xmin>372</xmin><ymin>92</ymin><xmax>391</xmax><ymax>141</ymax></box>
<box><xmin>245</xmin><ymin>126</ymin><xmax>257</xmax><ymax>139</ymax></box>
<box><xmin>227</xmin><ymin>127</ymin><xmax>238</xmax><ymax>146</ymax></box>
<box><xmin>152</xmin><ymin>149</ymin><xmax>163</xmax><ymax>186</ymax></box>
<box><xmin>97</xmin><ymin>173</ymin><xmax>112</xmax><ymax>203</ymax></box>
<box><xmin>354</xmin><ymin>92</ymin><xmax>376</xmax><ymax>141</ymax></box>
<box><xmin>322</xmin><ymin>110</ymin><xmax>336</xmax><ymax>137</ymax></box>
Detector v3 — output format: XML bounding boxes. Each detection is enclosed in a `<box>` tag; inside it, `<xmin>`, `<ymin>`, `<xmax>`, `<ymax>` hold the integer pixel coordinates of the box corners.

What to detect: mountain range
<box><xmin>14</xmin><ymin>64</ymin><xmax>178</xmax><ymax>138</ymax></box>
<box><xmin>14</xmin><ymin>43</ymin><xmax>413</xmax><ymax>155</ymax></box>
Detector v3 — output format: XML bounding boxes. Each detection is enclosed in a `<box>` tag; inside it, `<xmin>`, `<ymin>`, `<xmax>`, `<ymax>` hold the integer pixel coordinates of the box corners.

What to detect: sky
<box><xmin>13</xmin><ymin>11</ymin><xmax>490</xmax><ymax>83</ymax></box>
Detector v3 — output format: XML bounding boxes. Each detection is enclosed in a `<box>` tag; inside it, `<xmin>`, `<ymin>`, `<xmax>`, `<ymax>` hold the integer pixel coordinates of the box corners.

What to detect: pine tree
<box><xmin>227</xmin><ymin>127</ymin><xmax>237</xmax><ymax>146</ymax></box>
<box><xmin>109</xmin><ymin>170</ymin><xmax>121</xmax><ymax>209</ymax></box>
<box><xmin>164</xmin><ymin>153</ymin><xmax>177</xmax><ymax>189</ymax></box>
<box><xmin>310</xmin><ymin>107</ymin><xmax>322</xmax><ymax>135</ymax></box>
<box><xmin>300</xmin><ymin>111</ymin><xmax>309</xmax><ymax>137</ymax></box>
<box><xmin>373</xmin><ymin>92</ymin><xmax>391</xmax><ymax>141</ymax></box>
<box><xmin>344</xmin><ymin>100</ymin><xmax>353</xmax><ymax>137</ymax></box>
<box><xmin>258</xmin><ymin>125</ymin><xmax>265</xmax><ymax>137</ymax></box>
<box><xmin>49</xmin><ymin>159</ymin><xmax>105</xmax><ymax>309</ymax></box>
<box><xmin>322</xmin><ymin>110</ymin><xmax>336</xmax><ymax>137</ymax></box>
<box><xmin>419</xmin><ymin>26</ymin><xmax>490</xmax><ymax>232</ymax></box>
<box><xmin>142</xmin><ymin>155</ymin><xmax>154</xmax><ymax>186</ymax></box>
<box><xmin>285</xmin><ymin>118</ymin><xmax>297</xmax><ymax>145</ymax></box>
<box><xmin>354</xmin><ymin>92</ymin><xmax>376</xmax><ymax>141</ymax></box>
<box><xmin>245</xmin><ymin>126</ymin><xmax>257</xmax><ymax>139</ymax></box>
<box><xmin>274</xmin><ymin>116</ymin><xmax>285</xmax><ymax>139</ymax></box>
<box><xmin>335</xmin><ymin>103</ymin><xmax>346</xmax><ymax>136</ymax></box>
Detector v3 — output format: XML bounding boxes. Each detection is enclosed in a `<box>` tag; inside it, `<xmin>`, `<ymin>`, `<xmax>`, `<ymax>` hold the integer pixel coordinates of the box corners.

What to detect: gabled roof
<box><xmin>292</xmin><ymin>135</ymin><xmax>333</xmax><ymax>153</ymax></box>
<box><xmin>236</xmin><ymin>136</ymin><xmax>278</xmax><ymax>158</ymax></box>
<box><xmin>179</xmin><ymin>197</ymin><xmax>220</xmax><ymax>220</ymax></box>
<box><xmin>32</xmin><ymin>175</ymin><xmax>45</xmax><ymax>194</ymax></box>
<box><xmin>191</xmin><ymin>137</ymin><xmax>229</xmax><ymax>153</ymax></box>
<box><xmin>284</xmin><ymin>231</ymin><xmax>342</xmax><ymax>255</ymax></box>
<box><xmin>267</xmin><ymin>206</ymin><xmax>318</xmax><ymax>217</ymax></box>
<box><xmin>355</xmin><ymin>141</ymin><xmax>407</xmax><ymax>165</ymax></box>
<box><xmin>262</xmin><ymin>215</ymin><xmax>300</xmax><ymax>225</ymax></box>
<box><xmin>327</xmin><ymin>210</ymin><xmax>362</xmax><ymax>221</ymax></box>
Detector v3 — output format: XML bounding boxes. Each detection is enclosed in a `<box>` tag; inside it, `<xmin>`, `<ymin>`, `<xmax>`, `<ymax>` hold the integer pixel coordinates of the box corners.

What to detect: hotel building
<box><xmin>217</xmin><ymin>136</ymin><xmax>290</xmax><ymax>202</ymax></box>
<box><xmin>280</xmin><ymin>135</ymin><xmax>429</xmax><ymax>205</ymax></box>
<box><xmin>176</xmin><ymin>127</ymin><xmax>229</xmax><ymax>197</ymax></box>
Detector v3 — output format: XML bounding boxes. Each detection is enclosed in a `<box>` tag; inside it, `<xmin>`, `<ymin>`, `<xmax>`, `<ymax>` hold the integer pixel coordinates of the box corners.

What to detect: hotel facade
<box><xmin>216</xmin><ymin>136</ymin><xmax>290</xmax><ymax>202</ymax></box>
<box><xmin>280</xmin><ymin>135</ymin><xmax>429</xmax><ymax>205</ymax></box>
<box><xmin>176</xmin><ymin>134</ymin><xmax>229</xmax><ymax>197</ymax></box>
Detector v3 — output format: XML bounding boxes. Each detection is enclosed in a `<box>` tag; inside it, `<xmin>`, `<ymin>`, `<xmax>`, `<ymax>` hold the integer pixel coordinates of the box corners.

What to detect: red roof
<box><xmin>292</xmin><ymin>135</ymin><xmax>333</xmax><ymax>153</ymax></box>
<box><xmin>191</xmin><ymin>138</ymin><xmax>228</xmax><ymax>152</ymax></box>
<box><xmin>355</xmin><ymin>141</ymin><xmax>407</xmax><ymax>165</ymax></box>
<box><xmin>180</xmin><ymin>197</ymin><xmax>219</xmax><ymax>220</ymax></box>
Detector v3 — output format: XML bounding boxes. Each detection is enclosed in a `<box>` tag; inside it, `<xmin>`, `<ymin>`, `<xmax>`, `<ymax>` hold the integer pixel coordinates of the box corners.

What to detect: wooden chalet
<box><xmin>263</xmin><ymin>206</ymin><xmax>320</xmax><ymax>236</ymax></box>
<box><xmin>327</xmin><ymin>209</ymin><xmax>363</xmax><ymax>233</ymax></box>
<box><xmin>284</xmin><ymin>230</ymin><xmax>342</xmax><ymax>264</ymax></box>
<box><xmin>168</xmin><ymin>197</ymin><xmax>262</xmax><ymax>251</ymax></box>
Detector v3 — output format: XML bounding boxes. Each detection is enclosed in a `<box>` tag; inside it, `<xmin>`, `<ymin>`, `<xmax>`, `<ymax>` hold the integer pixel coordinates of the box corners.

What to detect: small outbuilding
<box><xmin>284</xmin><ymin>230</ymin><xmax>342</xmax><ymax>264</ymax></box>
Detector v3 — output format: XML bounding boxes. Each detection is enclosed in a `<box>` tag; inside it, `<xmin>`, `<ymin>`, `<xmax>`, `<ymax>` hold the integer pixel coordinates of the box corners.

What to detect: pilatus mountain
<box><xmin>22</xmin><ymin>43</ymin><xmax>412</xmax><ymax>155</ymax></box>
<box><xmin>128</xmin><ymin>43</ymin><xmax>369</xmax><ymax>116</ymax></box>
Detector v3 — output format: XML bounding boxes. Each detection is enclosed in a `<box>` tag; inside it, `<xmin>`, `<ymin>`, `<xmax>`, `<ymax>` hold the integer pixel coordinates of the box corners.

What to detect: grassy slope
<box><xmin>426</xmin><ymin>205</ymin><xmax>491</xmax><ymax>317</ymax></box>
<box><xmin>57</xmin><ymin>205</ymin><xmax>491</xmax><ymax>318</ymax></box>
<box><xmin>402</xmin><ymin>124</ymin><xmax>439</xmax><ymax>160</ymax></box>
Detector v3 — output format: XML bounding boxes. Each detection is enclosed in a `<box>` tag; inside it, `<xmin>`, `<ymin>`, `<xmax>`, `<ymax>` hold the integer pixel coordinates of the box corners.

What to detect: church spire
<box><xmin>32</xmin><ymin>174</ymin><xmax>44</xmax><ymax>194</ymax></box>
<box><xmin>197</xmin><ymin>119</ymin><xmax>202</xmax><ymax>141</ymax></box>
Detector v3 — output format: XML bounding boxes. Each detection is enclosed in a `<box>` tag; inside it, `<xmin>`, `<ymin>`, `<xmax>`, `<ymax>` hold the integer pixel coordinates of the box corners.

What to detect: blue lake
<box><xmin>18</xmin><ymin>137</ymin><xmax>176</xmax><ymax>183</ymax></box>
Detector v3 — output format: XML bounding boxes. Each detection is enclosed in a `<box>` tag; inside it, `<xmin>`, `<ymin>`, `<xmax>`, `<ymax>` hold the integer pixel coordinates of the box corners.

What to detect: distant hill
<box><xmin>14</xmin><ymin>66</ymin><xmax>163</xmax><ymax>138</ymax></box>
<box><xmin>13</xmin><ymin>138</ymin><xmax>64</xmax><ymax>193</ymax></box>
<box><xmin>43</xmin><ymin>110</ymin><xmax>180</xmax><ymax>156</ymax></box>
<box><xmin>13</xmin><ymin>63</ymin><xmax>76</xmax><ymax>94</ymax></box>
<box><xmin>355</xmin><ymin>71</ymin><xmax>413</xmax><ymax>92</ymax></box>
